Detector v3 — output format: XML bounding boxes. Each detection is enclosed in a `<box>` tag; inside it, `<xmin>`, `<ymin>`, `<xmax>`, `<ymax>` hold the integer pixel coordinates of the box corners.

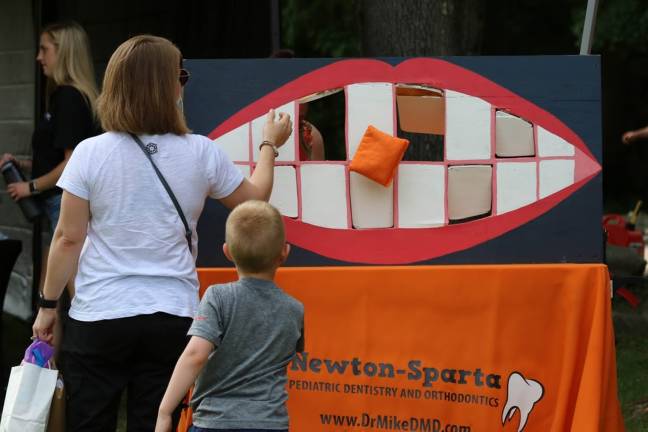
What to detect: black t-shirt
<box><xmin>31</xmin><ymin>85</ymin><xmax>99</xmax><ymax>197</ymax></box>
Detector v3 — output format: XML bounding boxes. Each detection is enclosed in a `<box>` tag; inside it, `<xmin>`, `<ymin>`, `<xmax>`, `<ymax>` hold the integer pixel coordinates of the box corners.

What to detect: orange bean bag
<box><xmin>349</xmin><ymin>125</ymin><xmax>409</xmax><ymax>186</ymax></box>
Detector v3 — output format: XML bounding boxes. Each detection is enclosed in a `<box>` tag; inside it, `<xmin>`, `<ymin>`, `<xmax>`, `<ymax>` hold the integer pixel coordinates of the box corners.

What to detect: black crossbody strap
<box><xmin>130</xmin><ymin>133</ymin><xmax>192</xmax><ymax>253</ymax></box>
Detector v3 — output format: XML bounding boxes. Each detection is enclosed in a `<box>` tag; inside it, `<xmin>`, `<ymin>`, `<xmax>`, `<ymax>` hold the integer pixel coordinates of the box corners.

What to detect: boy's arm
<box><xmin>155</xmin><ymin>336</ymin><xmax>215</xmax><ymax>432</ymax></box>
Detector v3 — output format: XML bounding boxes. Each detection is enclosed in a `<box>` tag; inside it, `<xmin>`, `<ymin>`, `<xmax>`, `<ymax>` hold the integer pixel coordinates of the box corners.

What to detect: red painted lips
<box><xmin>208</xmin><ymin>59</ymin><xmax>600</xmax><ymax>264</ymax></box>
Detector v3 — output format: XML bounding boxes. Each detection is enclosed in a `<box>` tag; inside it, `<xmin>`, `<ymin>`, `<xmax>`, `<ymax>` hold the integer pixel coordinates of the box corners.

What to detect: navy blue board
<box><xmin>184</xmin><ymin>57</ymin><xmax>602</xmax><ymax>267</ymax></box>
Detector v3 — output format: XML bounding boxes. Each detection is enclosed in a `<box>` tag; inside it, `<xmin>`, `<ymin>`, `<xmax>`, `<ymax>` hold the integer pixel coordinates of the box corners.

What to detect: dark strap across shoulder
<box><xmin>129</xmin><ymin>133</ymin><xmax>192</xmax><ymax>253</ymax></box>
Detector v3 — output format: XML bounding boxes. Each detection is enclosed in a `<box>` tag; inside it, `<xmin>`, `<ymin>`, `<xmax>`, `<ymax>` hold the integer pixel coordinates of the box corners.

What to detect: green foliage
<box><xmin>572</xmin><ymin>0</ymin><xmax>648</xmax><ymax>57</ymax></box>
<box><xmin>282</xmin><ymin>0</ymin><xmax>648</xmax><ymax>58</ymax></box>
<box><xmin>613</xmin><ymin>285</ymin><xmax>648</xmax><ymax>431</ymax></box>
<box><xmin>281</xmin><ymin>0</ymin><xmax>362</xmax><ymax>57</ymax></box>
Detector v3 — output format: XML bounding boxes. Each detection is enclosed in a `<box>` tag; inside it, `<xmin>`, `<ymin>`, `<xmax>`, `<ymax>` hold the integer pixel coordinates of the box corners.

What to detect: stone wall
<box><xmin>0</xmin><ymin>0</ymin><xmax>35</xmax><ymax>320</ymax></box>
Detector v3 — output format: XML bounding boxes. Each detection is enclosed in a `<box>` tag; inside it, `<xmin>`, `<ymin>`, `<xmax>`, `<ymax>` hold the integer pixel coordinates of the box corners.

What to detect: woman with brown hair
<box><xmin>32</xmin><ymin>35</ymin><xmax>292</xmax><ymax>431</ymax></box>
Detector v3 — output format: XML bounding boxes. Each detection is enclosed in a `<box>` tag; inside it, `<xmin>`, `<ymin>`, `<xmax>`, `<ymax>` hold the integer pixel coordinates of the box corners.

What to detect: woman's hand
<box><xmin>32</xmin><ymin>308</ymin><xmax>57</xmax><ymax>343</ymax></box>
<box><xmin>1</xmin><ymin>153</ymin><xmax>15</xmax><ymax>166</ymax></box>
<box><xmin>622</xmin><ymin>131</ymin><xmax>636</xmax><ymax>145</ymax></box>
<box><xmin>263</xmin><ymin>109</ymin><xmax>293</xmax><ymax>148</ymax></box>
<box><xmin>7</xmin><ymin>181</ymin><xmax>30</xmax><ymax>200</ymax></box>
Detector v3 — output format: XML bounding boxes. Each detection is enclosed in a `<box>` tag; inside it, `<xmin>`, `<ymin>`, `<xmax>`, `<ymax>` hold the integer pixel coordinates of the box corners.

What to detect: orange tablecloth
<box><xmin>180</xmin><ymin>264</ymin><xmax>623</xmax><ymax>432</ymax></box>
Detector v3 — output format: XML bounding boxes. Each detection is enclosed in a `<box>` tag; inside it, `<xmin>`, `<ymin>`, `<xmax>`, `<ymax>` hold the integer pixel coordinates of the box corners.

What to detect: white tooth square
<box><xmin>447</xmin><ymin>165</ymin><xmax>492</xmax><ymax>221</ymax></box>
<box><xmin>251</xmin><ymin>102</ymin><xmax>296</xmax><ymax>162</ymax></box>
<box><xmin>537</xmin><ymin>126</ymin><xmax>575</xmax><ymax>157</ymax></box>
<box><xmin>350</xmin><ymin>172</ymin><xmax>393</xmax><ymax>228</ymax></box>
<box><xmin>300</xmin><ymin>164</ymin><xmax>348</xmax><ymax>228</ymax></box>
<box><xmin>347</xmin><ymin>83</ymin><xmax>394</xmax><ymax>159</ymax></box>
<box><xmin>496</xmin><ymin>162</ymin><xmax>537</xmax><ymax>214</ymax></box>
<box><xmin>539</xmin><ymin>159</ymin><xmax>574</xmax><ymax>198</ymax></box>
<box><xmin>445</xmin><ymin>90</ymin><xmax>492</xmax><ymax>161</ymax></box>
<box><xmin>397</xmin><ymin>164</ymin><xmax>445</xmax><ymax>227</ymax></box>
<box><xmin>269</xmin><ymin>166</ymin><xmax>298</xmax><ymax>218</ymax></box>
<box><xmin>495</xmin><ymin>111</ymin><xmax>534</xmax><ymax>157</ymax></box>
<box><xmin>214</xmin><ymin>123</ymin><xmax>250</xmax><ymax>162</ymax></box>
<box><xmin>236</xmin><ymin>164</ymin><xmax>251</xmax><ymax>178</ymax></box>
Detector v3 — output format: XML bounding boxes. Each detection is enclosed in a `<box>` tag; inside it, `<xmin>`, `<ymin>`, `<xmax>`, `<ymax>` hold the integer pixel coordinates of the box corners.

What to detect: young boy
<box><xmin>155</xmin><ymin>200</ymin><xmax>304</xmax><ymax>432</ymax></box>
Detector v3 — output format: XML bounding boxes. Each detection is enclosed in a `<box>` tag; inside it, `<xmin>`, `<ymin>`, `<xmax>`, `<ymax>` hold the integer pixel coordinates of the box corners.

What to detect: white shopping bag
<box><xmin>0</xmin><ymin>362</ymin><xmax>58</xmax><ymax>432</ymax></box>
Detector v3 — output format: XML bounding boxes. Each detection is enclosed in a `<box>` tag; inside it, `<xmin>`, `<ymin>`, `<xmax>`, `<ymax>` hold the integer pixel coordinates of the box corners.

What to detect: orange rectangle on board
<box><xmin>195</xmin><ymin>264</ymin><xmax>624</xmax><ymax>432</ymax></box>
<box><xmin>396</xmin><ymin>94</ymin><xmax>445</xmax><ymax>135</ymax></box>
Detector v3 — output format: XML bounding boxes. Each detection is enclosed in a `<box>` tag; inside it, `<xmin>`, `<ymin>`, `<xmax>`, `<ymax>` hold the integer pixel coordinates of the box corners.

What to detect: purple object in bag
<box><xmin>23</xmin><ymin>339</ymin><xmax>55</xmax><ymax>367</ymax></box>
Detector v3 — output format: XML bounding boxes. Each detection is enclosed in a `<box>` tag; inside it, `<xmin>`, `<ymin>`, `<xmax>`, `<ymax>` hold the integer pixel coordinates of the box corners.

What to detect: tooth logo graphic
<box><xmin>502</xmin><ymin>372</ymin><xmax>544</xmax><ymax>432</ymax></box>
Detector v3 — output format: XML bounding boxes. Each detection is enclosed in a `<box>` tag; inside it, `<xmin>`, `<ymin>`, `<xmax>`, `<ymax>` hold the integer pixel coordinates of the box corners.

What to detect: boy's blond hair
<box><xmin>225</xmin><ymin>201</ymin><xmax>286</xmax><ymax>274</ymax></box>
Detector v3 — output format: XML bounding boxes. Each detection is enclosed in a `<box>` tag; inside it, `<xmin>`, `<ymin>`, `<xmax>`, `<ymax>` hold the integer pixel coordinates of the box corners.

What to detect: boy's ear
<box><xmin>279</xmin><ymin>243</ymin><xmax>291</xmax><ymax>264</ymax></box>
<box><xmin>223</xmin><ymin>243</ymin><xmax>234</xmax><ymax>262</ymax></box>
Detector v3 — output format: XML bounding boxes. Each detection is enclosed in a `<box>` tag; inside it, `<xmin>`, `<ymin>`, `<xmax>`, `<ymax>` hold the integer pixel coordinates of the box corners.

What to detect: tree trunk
<box><xmin>362</xmin><ymin>0</ymin><xmax>484</xmax><ymax>56</ymax></box>
<box><xmin>362</xmin><ymin>0</ymin><xmax>485</xmax><ymax>160</ymax></box>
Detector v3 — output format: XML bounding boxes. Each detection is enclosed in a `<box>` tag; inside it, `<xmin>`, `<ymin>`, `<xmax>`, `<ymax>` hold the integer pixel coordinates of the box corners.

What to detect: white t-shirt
<box><xmin>57</xmin><ymin>132</ymin><xmax>244</xmax><ymax>321</ymax></box>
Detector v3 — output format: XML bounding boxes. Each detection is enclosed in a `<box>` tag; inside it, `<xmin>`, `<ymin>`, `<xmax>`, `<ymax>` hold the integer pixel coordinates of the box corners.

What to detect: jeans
<box><xmin>42</xmin><ymin>193</ymin><xmax>62</xmax><ymax>231</ymax></box>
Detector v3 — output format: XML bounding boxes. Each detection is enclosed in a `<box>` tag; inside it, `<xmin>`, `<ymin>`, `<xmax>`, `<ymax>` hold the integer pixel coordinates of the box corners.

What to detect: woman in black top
<box><xmin>2</xmin><ymin>21</ymin><xmax>98</xmax><ymax>222</ymax></box>
<box><xmin>1</xmin><ymin>21</ymin><xmax>99</xmax><ymax>296</ymax></box>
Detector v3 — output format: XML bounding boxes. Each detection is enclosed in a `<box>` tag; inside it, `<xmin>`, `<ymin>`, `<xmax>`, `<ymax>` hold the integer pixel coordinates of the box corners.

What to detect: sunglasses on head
<box><xmin>179</xmin><ymin>68</ymin><xmax>190</xmax><ymax>87</ymax></box>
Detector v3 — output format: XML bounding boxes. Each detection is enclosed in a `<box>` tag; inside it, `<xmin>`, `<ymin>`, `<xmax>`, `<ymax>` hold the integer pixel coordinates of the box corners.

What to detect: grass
<box><xmin>616</xmin><ymin>332</ymin><xmax>648</xmax><ymax>431</ymax></box>
<box><xmin>613</xmin><ymin>281</ymin><xmax>648</xmax><ymax>432</ymax></box>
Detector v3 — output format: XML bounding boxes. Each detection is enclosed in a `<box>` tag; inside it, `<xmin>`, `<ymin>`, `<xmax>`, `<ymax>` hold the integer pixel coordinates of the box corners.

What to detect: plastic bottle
<box><xmin>1</xmin><ymin>161</ymin><xmax>42</xmax><ymax>222</ymax></box>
